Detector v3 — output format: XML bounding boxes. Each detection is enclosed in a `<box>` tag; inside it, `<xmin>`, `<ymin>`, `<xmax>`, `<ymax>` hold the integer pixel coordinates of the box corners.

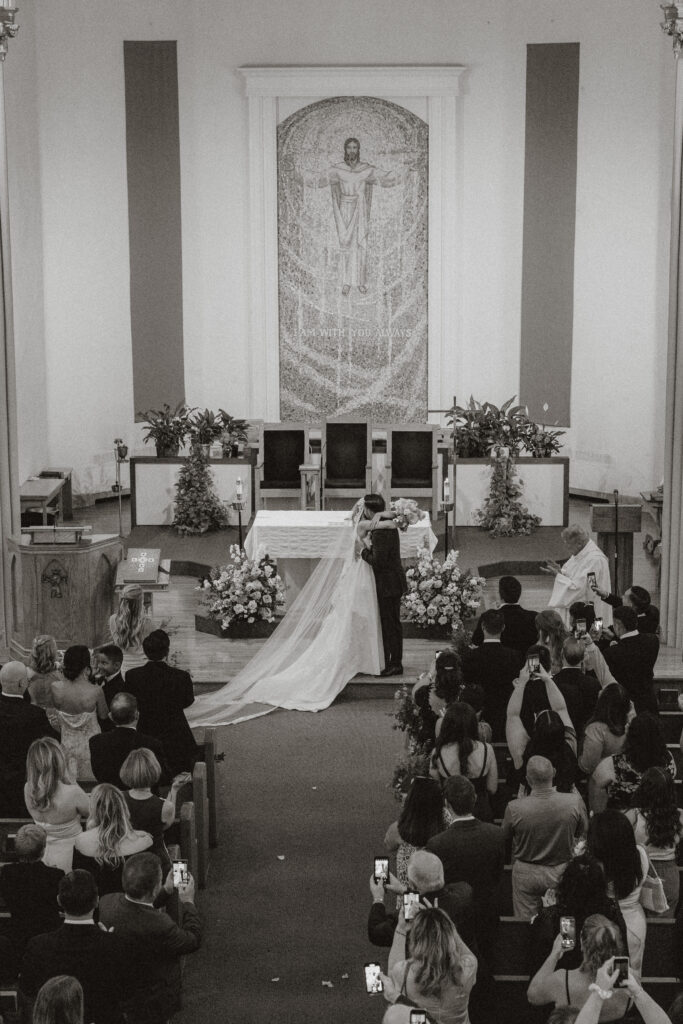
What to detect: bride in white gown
<box><xmin>186</xmin><ymin>502</ymin><xmax>391</xmax><ymax>726</ymax></box>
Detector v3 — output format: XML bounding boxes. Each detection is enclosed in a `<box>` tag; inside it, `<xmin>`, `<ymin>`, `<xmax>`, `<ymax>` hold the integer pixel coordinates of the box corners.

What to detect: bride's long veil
<box><xmin>186</xmin><ymin>509</ymin><xmax>361</xmax><ymax>726</ymax></box>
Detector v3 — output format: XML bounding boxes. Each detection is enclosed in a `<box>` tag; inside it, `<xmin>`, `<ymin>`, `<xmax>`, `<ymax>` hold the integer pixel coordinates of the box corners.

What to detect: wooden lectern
<box><xmin>590</xmin><ymin>504</ymin><xmax>642</xmax><ymax>597</ymax></box>
<box><xmin>7</xmin><ymin>530</ymin><xmax>124</xmax><ymax>659</ymax></box>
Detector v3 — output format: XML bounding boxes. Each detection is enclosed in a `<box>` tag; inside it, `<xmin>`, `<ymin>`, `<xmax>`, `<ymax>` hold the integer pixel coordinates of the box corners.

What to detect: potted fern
<box><xmin>139</xmin><ymin>403</ymin><xmax>192</xmax><ymax>458</ymax></box>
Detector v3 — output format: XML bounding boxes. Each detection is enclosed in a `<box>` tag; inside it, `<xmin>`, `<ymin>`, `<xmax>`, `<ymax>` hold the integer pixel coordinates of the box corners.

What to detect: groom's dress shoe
<box><xmin>381</xmin><ymin>665</ymin><xmax>403</xmax><ymax>677</ymax></box>
<box><xmin>380</xmin><ymin>667</ymin><xmax>394</xmax><ymax>677</ymax></box>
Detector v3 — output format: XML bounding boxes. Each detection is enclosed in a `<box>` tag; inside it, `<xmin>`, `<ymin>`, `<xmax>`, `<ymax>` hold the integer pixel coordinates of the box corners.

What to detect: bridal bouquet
<box><xmin>197</xmin><ymin>545</ymin><xmax>285</xmax><ymax>627</ymax></box>
<box><xmin>390</xmin><ymin>497</ymin><xmax>427</xmax><ymax>532</ymax></box>
<box><xmin>402</xmin><ymin>546</ymin><xmax>486</xmax><ymax>629</ymax></box>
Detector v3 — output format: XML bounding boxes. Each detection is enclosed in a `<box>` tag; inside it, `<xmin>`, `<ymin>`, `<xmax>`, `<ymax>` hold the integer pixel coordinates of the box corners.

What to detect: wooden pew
<box><xmin>179</xmin><ymin>801</ymin><xmax>199</xmax><ymax>886</ymax></box>
<box><xmin>192</xmin><ymin>762</ymin><xmax>209</xmax><ymax>889</ymax></box>
<box><xmin>193</xmin><ymin>727</ymin><xmax>220</xmax><ymax>849</ymax></box>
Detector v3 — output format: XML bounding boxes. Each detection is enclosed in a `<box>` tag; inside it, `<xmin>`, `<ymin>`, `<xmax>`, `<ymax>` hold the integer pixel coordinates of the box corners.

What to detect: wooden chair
<box><xmin>380</xmin><ymin>422</ymin><xmax>439</xmax><ymax>518</ymax></box>
<box><xmin>321</xmin><ymin>419</ymin><xmax>372</xmax><ymax>508</ymax></box>
<box><xmin>255</xmin><ymin>423</ymin><xmax>311</xmax><ymax>510</ymax></box>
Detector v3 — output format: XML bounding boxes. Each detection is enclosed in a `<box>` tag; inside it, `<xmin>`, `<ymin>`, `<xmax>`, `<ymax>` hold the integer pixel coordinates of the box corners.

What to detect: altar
<box><xmin>244</xmin><ymin>510</ymin><xmax>437</xmax><ymax>605</ymax></box>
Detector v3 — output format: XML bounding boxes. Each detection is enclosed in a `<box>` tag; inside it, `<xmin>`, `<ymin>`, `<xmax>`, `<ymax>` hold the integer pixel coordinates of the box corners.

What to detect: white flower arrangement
<box><xmin>402</xmin><ymin>546</ymin><xmax>486</xmax><ymax>630</ymax></box>
<box><xmin>197</xmin><ymin>545</ymin><xmax>285</xmax><ymax>627</ymax></box>
<box><xmin>390</xmin><ymin>497</ymin><xmax>427</xmax><ymax>532</ymax></box>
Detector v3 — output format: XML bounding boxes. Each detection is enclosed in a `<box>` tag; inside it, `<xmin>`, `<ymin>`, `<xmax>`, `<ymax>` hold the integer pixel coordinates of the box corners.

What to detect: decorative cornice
<box><xmin>661</xmin><ymin>3</ymin><xmax>683</xmax><ymax>57</ymax></box>
<box><xmin>240</xmin><ymin>66</ymin><xmax>466</xmax><ymax>98</ymax></box>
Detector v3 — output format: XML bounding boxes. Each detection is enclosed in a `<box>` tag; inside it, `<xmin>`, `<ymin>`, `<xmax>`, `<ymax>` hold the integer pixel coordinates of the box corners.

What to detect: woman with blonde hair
<box><xmin>536</xmin><ymin>609</ymin><xmax>570</xmax><ymax>675</ymax></box>
<box><xmin>109</xmin><ymin>583</ymin><xmax>154</xmax><ymax>671</ymax></box>
<box><xmin>527</xmin><ymin>914</ymin><xmax>630</xmax><ymax>1019</ymax></box>
<box><xmin>32</xmin><ymin>975</ymin><xmax>84</xmax><ymax>1024</ymax></box>
<box><xmin>381</xmin><ymin>905</ymin><xmax>477</xmax><ymax>1023</ymax></box>
<box><xmin>121</xmin><ymin>748</ymin><xmax>190</xmax><ymax>875</ymax></box>
<box><xmin>24</xmin><ymin>738</ymin><xmax>90</xmax><ymax>872</ymax></box>
<box><xmin>27</xmin><ymin>634</ymin><xmax>61</xmax><ymax>710</ymax></box>
<box><xmin>72</xmin><ymin>783</ymin><xmax>152</xmax><ymax>895</ymax></box>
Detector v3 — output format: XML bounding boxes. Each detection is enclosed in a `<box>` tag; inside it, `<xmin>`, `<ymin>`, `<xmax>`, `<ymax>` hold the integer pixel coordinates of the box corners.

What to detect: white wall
<box><xmin>3</xmin><ymin>0</ymin><xmax>672</xmax><ymax>498</ymax></box>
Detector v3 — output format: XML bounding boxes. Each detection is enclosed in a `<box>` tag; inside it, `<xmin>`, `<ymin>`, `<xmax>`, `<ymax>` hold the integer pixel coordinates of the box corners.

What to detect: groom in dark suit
<box><xmin>360</xmin><ymin>494</ymin><xmax>406</xmax><ymax>677</ymax></box>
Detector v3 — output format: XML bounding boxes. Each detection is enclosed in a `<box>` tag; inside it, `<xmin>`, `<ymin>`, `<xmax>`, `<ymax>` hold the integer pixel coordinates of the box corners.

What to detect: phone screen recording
<box><xmin>403</xmin><ymin>891</ymin><xmax>421</xmax><ymax>921</ymax></box>
<box><xmin>560</xmin><ymin>916</ymin><xmax>575</xmax><ymax>950</ymax></box>
<box><xmin>172</xmin><ymin>860</ymin><xmax>188</xmax><ymax>888</ymax></box>
<box><xmin>364</xmin><ymin>963</ymin><xmax>383</xmax><ymax>994</ymax></box>
<box><xmin>374</xmin><ymin>857</ymin><xmax>389</xmax><ymax>884</ymax></box>
<box><xmin>526</xmin><ymin>655</ymin><xmax>540</xmax><ymax>674</ymax></box>
<box><xmin>614</xmin><ymin>957</ymin><xmax>629</xmax><ymax>988</ymax></box>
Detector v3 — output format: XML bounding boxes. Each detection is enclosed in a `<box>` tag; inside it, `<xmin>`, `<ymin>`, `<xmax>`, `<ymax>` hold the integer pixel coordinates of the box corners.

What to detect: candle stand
<box><xmin>231</xmin><ymin>500</ymin><xmax>247</xmax><ymax>550</ymax></box>
<box><xmin>440</xmin><ymin>501</ymin><xmax>454</xmax><ymax>555</ymax></box>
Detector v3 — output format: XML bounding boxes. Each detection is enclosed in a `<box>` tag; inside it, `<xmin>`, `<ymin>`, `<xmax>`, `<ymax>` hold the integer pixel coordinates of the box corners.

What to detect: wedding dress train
<box><xmin>186</xmin><ymin>527</ymin><xmax>383</xmax><ymax>726</ymax></box>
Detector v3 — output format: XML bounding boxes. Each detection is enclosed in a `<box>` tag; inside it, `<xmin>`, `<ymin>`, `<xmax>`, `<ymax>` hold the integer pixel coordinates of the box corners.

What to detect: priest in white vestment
<box><xmin>541</xmin><ymin>524</ymin><xmax>612</xmax><ymax>627</ymax></box>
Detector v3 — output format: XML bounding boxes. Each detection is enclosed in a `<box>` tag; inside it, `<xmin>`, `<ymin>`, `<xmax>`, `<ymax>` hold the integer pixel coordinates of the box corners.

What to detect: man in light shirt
<box><xmin>542</xmin><ymin>525</ymin><xmax>612</xmax><ymax>627</ymax></box>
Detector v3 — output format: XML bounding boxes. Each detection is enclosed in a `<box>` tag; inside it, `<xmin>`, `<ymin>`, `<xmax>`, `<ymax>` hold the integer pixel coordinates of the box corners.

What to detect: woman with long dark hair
<box><xmin>384</xmin><ymin>776</ymin><xmax>446</xmax><ymax>896</ymax></box>
<box><xmin>625</xmin><ymin>766</ymin><xmax>683</xmax><ymax>913</ymax></box>
<box><xmin>521</xmin><ymin>710</ymin><xmax>578</xmax><ymax>795</ymax></box>
<box><xmin>589</xmin><ymin>712</ymin><xmax>675</xmax><ymax>813</ymax></box>
<box><xmin>588</xmin><ymin>810</ymin><xmax>648</xmax><ymax>977</ymax></box>
<box><xmin>528</xmin><ymin>853</ymin><xmax>627</xmax><ymax>976</ymax></box>
<box><xmin>579</xmin><ymin>684</ymin><xmax>633</xmax><ymax>777</ymax></box>
<box><xmin>429</xmin><ymin>702</ymin><xmax>497</xmax><ymax>821</ymax></box>
<box><xmin>50</xmin><ymin>646</ymin><xmax>108</xmax><ymax>781</ymax></box>
<box><xmin>412</xmin><ymin>650</ymin><xmax>464</xmax><ymax>747</ymax></box>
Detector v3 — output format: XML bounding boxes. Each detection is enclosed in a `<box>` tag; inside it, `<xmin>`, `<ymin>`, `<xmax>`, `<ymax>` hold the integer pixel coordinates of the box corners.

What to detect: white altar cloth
<box><xmin>244</xmin><ymin>510</ymin><xmax>438</xmax><ymax>561</ymax></box>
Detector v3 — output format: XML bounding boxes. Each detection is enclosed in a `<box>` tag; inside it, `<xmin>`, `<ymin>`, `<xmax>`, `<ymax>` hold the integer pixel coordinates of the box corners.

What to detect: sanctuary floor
<box><xmin>71</xmin><ymin>494</ymin><xmax>678</xmax><ymax>685</ymax></box>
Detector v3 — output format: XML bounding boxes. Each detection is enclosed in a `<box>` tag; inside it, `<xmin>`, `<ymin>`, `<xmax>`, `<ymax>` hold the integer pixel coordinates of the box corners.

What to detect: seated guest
<box><xmin>120</xmin><ymin>748</ymin><xmax>190</xmax><ymax>876</ymax></box>
<box><xmin>601</xmin><ymin>606</ymin><xmax>659</xmax><ymax>714</ymax></box>
<box><xmin>554</xmin><ymin>637</ymin><xmax>601</xmax><ymax>739</ymax></box>
<box><xmin>426</xmin><ymin>775</ymin><xmax>504</xmax><ymax>966</ymax></box>
<box><xmin>381</xmin><ymin>906</ymin><xmax>477</xmax><ymax>1023</ymax></box>
<box><xmin>24</xmin><ymin>737</ymin><xmax>90</xmax><ymax>872</ymax></box>
<box><xmin>124</xmin><ymin>630</ymin><xmax>198</xmax><ymax>775</ymax></box>
<box><xmin>0</xmin><ymin>661</ymin><xmax>56</xmax><ymax>817</ymax></box>
<box><xmin>89</xmin><ymin>692</ymin><xmax>171</xmax><ymax>789</ymax></box>
<box><xmin>536</xmin><ymin>609</ymin><xmax>570</xmax><ymax>676</ymax></box>
<box><xmin>384</xmin><ymin>776</ymin><xmax>447</xmax><ymax>896</ymax></box>
<box><xmin>624</xmin><ymin>766</ymin><xmax>683</xmax><ymax>912</ymax></box>
<box><xmin>462</xmin><ymin>609</ymin><xmax>524</xmax><ymax>740</ymax></box>
<box><xmin>591</xmin><ymin>582</ymin><xmax>660</xmax><ymax>636</ymax></box>
<box><xmin>19</xmin><ymin>869</ymin><xmax>137</xmax><ymax>1024</ymax></box>
<box><xmin>502</xmin><ymin>755</ymin><xmax>588</xmax><ymax>921</ymax></box>
<box><xmin>368</xmin><ymin>849</ymin><xmax>474</xmax><ymax>950</ymax></box>
<box><xmin>506</xmin><ymin>661</ymin><xmax>578</xmax><ymax>792</ymax></box>
<box><xmin>32</xmin><ymin>975</ymin><xmax>84</xmax><ymax>1024</ymax></box>
<box><xmin>0</xmin><ymin>824</ymin><xmax>63</xmax><ymax>979</ymax></box>
<box><xmin>412</xmin><ymin>650</ymin><xmax>463</xmax><ymax>747</ymax></box>
<box><xmin>589</xmin><ymin>712</ymin><xmax>675</xmax><ymax>813</ymax></box>
<box><xmin>587</xmin><ymin>810</ymin><xmax>648</xmax><ymax>977</ymax></box>
<box><xmin>93</xmin><ymin>644</ymin><xmax>125</xmax><ymax>707</ymax></box>
<box><xmin>471</xmin><ymin>574</ymin><xmax>538</xmax><ymax>655</ymax></box>
<box><xmin>527</xmin><ymin>914</ymin><xmax>629</xmax><ymax>1019</ymax></box>
<box><xmin>72</xmin><ymin>784</ymin><xmax>152</xmax><ymax>896</ymax></box>
<box><xmin>109</xmin><ymin>583</ymin><xmax>155</xmax><ymax>672</ymax></box>
<box><xmin>429</xmin><ymin>701</ymin><xmax>498</xmax><ymax>821</ymax></box>
<box><xmin>528</xmin><ymin>853</ymin><xmax>627</xmax><ymax>976</ymax></box>
<box><xmin>99</xmin><ymin>852</ymin><xmax>202</xmax><ymax>1024</ymax></box>
<box><xmin>578</xmin><ymin>684</ymin><xmax>634</xmax><ymax>778</ymax></box>
<box><xmin>27</xmin><ymin>635</ymin><xmax>62</xmax><ymax>710</ymax></box>
<box><xmin>50</xmin><ymin>646</ymin><xmax>109</xmax><ymax>782</ymax></box>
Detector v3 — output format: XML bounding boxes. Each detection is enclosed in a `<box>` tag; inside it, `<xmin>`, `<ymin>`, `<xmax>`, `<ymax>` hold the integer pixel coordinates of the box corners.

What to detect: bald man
<box><xmin>0</xmin><ymin>662</ymin><xmax>57</xmax><ymax>816</ymax></box>
<box><xmin>501</xmin><ymin>755</ymin><xmax>588</xmax><ymax>920</ymax></box>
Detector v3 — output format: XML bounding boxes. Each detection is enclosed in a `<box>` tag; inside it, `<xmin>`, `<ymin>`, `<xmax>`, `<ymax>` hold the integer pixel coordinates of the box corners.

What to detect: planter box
<box><xmin>449</xmin><ymin>457</ymin><xmax>569</xmax><ymax>527</ymax></box>
<box><xmin>194</xmin><ymin>614</ymin><xmax>279</xmax><ymax>640</ymax></box>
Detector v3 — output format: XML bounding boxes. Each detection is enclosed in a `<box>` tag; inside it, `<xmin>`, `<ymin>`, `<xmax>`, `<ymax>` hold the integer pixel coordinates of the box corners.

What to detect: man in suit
<box><xmin>89</xmin><ymin>692</ymin><xmax>172</xmax><ymax>789</ymax></box>
<box><xmin>99</xmin><ymin>852</ymin><xmax>202</xmax><ymax>1024</ymax></box>
<box><xmin>0</xmin><ymin>661</ymin><xmax>57</xmax><ymax>816</ymax></box>
<box><xmin>19</xmin><ymin>870</ymin><xmax>137</xmax><ymax>1024</ymax></box>
<box><xmin>471</xmin><ymin>575</ymin><xmax>538</xmax><ymax>655</ymax></box>
<box><xmin>602</xmin><ymin>605</ymin><xmax>659</xmax><ymax>714</ymax></box>
<box><xmin>462</xmin><ymin>608</ymin><xmax>525</xmax><ymax>740</ymax></box>
<box><xmin>360</xmin><ymin>494</ymin><xmax>407</xmax><ymax>677</ymax></box>
<box><xmin>426</xmin><ymin>775</ymin><xmax>504</xmax><ymax>967</ymax></box>
<box><xmin>553</xmin><ymin>637</ymin><xmax>601</xmax><ymax>737</ymax></box>
<box><xmin>592</xmin><ymin>582</ymin><xmax>660</xmax><ymax>636</ymax></box>
<box><xmin>124</xmin><ymin>630</ymin><xmax>198</xmax><ymax>775</ymax></box>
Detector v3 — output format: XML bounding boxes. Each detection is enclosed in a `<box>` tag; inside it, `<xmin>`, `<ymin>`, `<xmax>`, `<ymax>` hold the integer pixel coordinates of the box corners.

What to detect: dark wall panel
<box><xmin>124</xmin><ymin>41</ymin><xmax>184</xmax><ymax>416</ymax></box>
<box><xmin>519</xmin><ymin>42</ymin><xmax>580</xmax><ymax>427</ymax></box>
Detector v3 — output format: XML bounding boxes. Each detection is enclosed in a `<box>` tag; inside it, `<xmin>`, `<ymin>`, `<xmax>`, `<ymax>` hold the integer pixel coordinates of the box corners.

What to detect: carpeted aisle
<box><xmin>177</xmin><ymin>695</ymin><xmax>406</xmax><ymax>1024</ymax></box>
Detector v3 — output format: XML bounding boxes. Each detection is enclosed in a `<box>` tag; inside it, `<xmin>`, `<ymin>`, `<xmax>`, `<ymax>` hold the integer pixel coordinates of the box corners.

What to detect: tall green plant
<box><xmin>172</xmin><ymin>444</ymin><xmax>229</xmax><ymax>535</ymax></box>
<box><xmin>447</xmin><ymin>396</ymin><xmax>564</xmax><ymax>458</ymax></box>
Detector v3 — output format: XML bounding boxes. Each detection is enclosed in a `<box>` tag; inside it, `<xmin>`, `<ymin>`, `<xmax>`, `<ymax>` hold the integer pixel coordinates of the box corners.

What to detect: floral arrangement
<box><xmin>390</xmin><ymin>497</ymin><xmax>427</xmax><ymax>532</ymax></box>
<box><xmin>447</xmin><ymin>395</ymin><xmax>564</xmax><ymax>458</ymax></box>
<box><xmin>197</xmin><ymin>545</ymin><xmax>285</xmax><ymax>627</ymax></box>
<box><xmin>173</xmin><ymin>444</ymin><xmax>230</xmax><ymax>535</ymax></box>
<box><xmin>402</xmin><ymin>547</ymin><xmax>486</xmax><ymax>630</ymax></box>
<box><xmin>474</xmin><ymin>451</ymin><xmax>542</xmax><ymax>538</ymax></box>
<box><xmin>390</xmin><ymin>683</ymin><xmax>434</xmax><ymax>799</ymax></box>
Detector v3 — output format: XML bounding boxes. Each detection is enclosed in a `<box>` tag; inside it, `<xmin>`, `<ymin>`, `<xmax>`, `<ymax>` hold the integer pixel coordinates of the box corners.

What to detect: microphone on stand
<box><xmin>613</xmin><ymin>489</ymin><xmax>619</xmax><ymax>592</ymax></box>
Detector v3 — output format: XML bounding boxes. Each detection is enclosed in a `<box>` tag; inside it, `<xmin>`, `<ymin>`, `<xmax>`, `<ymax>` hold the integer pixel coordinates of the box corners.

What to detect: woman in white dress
<box><xmin>186</xmin><ymin>501</ymin><xmax>394</xmax><ymax>725</ymax></box>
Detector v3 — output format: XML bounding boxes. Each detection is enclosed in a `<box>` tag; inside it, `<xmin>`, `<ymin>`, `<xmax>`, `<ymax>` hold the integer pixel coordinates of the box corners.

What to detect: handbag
<box><xmin>639</xmin><ymin>858</ymin><xmax>669</xmax><ymax>914</ymax></box>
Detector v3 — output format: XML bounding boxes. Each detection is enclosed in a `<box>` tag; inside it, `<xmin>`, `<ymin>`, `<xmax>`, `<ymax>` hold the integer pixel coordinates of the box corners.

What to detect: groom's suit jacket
<box><xmin>361</xmin><ymin>527</ymin><xmax>406</xmax><ymax>596</ymax></box>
